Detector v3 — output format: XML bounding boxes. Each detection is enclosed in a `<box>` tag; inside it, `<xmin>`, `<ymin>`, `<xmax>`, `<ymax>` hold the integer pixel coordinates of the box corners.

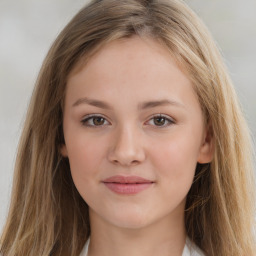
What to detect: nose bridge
<box><xmin>108</xmin><ymin>123</ymin><xmax>145</xmax><ymax>166</ymax></box>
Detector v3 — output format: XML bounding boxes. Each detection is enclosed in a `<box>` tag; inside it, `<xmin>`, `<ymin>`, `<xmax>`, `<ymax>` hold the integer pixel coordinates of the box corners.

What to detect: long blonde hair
<box><xmin>1</xmin><ymin>0</ymin><xmax>255</xmax><ymax>255</ymax></box>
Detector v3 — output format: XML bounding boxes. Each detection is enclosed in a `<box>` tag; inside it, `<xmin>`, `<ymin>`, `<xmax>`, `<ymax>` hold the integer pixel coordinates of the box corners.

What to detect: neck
<box><xmin>88</xmin><ymin>208</ymin><xmax>186</xmax><ymax>256</ymax></box>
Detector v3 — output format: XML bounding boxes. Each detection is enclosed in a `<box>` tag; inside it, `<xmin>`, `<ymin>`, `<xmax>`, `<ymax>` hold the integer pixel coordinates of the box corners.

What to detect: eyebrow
<box><xmin>72</xmin><ymin>97</ymin><xmax>185</xmax><ymax>110</ymax></box>
<box><xmin>138</xmin><ymin>99</ymin><xmax>185</xmax><ymax>110</ymax></box>
<box><xmin>72</xmin><ymin>97</ymin><xmax>112</xmax><ymax>109</ymax></box>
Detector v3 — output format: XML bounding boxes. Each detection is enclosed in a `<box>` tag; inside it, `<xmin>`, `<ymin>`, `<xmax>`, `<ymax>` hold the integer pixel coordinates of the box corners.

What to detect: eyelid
<box><xmin>80</xmin><ymin>113</ymin><xmax>175</xmax><ymax>128</ymax></box>
<box><xmin>81</xmin><ymin>114</ymin><xmax>111</xmax><ymax>127</ymax></box>
<box><xmin>145</xmin><ymin>114</ymin><xmax>175</xmax><ymax>127</ymax></box>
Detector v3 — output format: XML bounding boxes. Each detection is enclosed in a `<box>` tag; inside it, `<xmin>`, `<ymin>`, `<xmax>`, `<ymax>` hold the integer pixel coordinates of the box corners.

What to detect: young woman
<box><xmin>1</xmin><ymin>0</ymin><xmax>255</xmax><ymax>255</ymax></box>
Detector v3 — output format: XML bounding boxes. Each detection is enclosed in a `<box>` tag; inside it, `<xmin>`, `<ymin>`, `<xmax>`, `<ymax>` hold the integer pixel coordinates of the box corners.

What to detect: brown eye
<box><xmin>153</xmin><ymin>116</ymin><xmax>166</xmax><ymax>126</ymax></box>
<box><xmin>146</xmin><ymin>114</ymin><xmax>175</xmax><ymax>127</ymax></box>
<box><xmin>93</xmin><ymin>117</ymin><xmax>105</xmax><ymax>126</ymax></box>
<box><xmin>81</xmin><ymin>115</ymin><xmax>109</xmax><ymax>127</ymax></box>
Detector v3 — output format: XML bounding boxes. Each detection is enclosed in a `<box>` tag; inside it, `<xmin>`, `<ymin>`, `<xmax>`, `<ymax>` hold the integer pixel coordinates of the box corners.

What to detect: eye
<box><xmin>81</xmin><ymin>115</ymin><xmax>110</xmax><ymax>127</ymax></box>
<box><xmin>146</xmin><ymin>114</ymin><xmax>175</xmax><ymax>127</ymax></box>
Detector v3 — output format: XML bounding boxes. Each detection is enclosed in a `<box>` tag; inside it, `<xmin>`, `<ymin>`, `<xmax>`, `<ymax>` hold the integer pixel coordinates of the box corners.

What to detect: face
<box><xmin>62</xmin><ymin>36</ymin><xmax>213</xmax><ymax>230</ymax></box>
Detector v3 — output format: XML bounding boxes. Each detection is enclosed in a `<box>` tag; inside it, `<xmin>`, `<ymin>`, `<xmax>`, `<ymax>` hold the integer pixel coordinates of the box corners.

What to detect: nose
<box><xmin>107</xmin><ymin>125</ymin><xmax>146</xmax><ymax>167</ymax></box>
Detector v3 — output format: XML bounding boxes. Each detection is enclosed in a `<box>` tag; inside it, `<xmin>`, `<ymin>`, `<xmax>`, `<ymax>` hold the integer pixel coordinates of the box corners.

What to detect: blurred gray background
<box><xmin>0</xmin><ymin>0</ymin><xmax>255</xmax><ymax>231</ymax></box>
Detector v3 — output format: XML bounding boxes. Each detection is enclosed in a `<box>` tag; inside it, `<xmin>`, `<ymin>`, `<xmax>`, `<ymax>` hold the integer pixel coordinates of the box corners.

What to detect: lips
<box><xmin>102</xmin><ymin>175</ymin><xmax>154</xmax><ymax>195</ymax></box>
<box><xmin>103</xmin><ymin>175</ymin><xmax>153</xmax><ymax>184</ymax></box>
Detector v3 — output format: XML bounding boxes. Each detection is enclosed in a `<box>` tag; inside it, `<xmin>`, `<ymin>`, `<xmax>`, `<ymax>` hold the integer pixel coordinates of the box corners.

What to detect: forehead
<box><xmin>66</xmin><ymin>36</ymin><xmax>200</xmax><ymax>111</ymax></box>
<box><xmin>68</xmin><ymin>36</ymin><xmax>190</xmax><ymax>85</ymax></box>
<box><xmin>68</xmin><ymin>36</ymin><xmax>186</xmax><ymax>79</ymax></box>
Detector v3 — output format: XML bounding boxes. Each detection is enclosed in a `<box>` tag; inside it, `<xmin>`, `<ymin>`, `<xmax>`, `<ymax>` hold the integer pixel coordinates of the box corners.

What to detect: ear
<box><xmin>60</xmin><ymin>144</ymin><xmax>68</xmax><ymax>157</ymax></box>
<box><xmin>197</xmin><ymin>123</ymin><xmax>214</xmax><ymax>164</ymax></box>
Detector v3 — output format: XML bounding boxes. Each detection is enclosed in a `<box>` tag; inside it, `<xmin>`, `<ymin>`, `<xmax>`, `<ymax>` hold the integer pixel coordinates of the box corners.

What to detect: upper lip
<box><xmin>103</xmin><ymin>175</ymin><xmax>154</xmax><ymax>184</ymax></box>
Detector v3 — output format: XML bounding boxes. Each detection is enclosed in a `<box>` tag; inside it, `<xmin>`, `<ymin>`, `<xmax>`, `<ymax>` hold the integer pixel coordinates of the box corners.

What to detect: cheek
<box><xmin>149</xmin><ymin>131</ymin><xmax>200</xmax><ymax>182</ymax></box>
<box><xmin>148</xmin><ymin>135</ymin><xmax>199</xmax><ymax>209</ymax></box>
<box><xmin>66</xmin><ymin>135</ymin><xmax>106</xmax><ymax>191</ymax></box>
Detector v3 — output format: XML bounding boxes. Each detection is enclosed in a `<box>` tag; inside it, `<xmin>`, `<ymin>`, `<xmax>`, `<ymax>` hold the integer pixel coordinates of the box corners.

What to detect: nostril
<box><xmin>107</xmin><ymin>140</ymin><xmax>146</xmax><ymax>166</ymax></box>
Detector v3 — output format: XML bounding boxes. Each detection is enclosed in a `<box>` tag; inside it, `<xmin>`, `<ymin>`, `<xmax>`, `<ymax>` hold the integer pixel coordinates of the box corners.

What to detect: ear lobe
<box><xmin>197</xmin><ymin>123</ymin><xmax>214</xmax><ymax>164</ymax></box>
<box><xmin>60</xmin><ymin>144</ymin><xmax>68</xmax><ymax>157</ymax></box>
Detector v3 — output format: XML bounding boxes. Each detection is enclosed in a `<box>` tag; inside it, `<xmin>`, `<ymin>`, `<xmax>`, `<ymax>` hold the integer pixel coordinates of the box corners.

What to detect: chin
<box><xmin>108</xmin><ymin>211</ymin><xmax>153</xmax><ymax>230</ymax></box>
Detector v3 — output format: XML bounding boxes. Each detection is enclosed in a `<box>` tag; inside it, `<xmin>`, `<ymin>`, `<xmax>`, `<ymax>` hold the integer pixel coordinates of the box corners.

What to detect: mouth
<box><xmin>102</xmin><ymin>175</ymin><xmax>155</xmax><ymax>195</ymax></box>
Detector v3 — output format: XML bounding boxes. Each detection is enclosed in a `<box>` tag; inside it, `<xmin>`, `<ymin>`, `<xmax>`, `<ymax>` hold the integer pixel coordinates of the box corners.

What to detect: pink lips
<box><xmin>102</xmin><ymin>175</ymin><xmax>154</xmax><ymax>195</ymax></box>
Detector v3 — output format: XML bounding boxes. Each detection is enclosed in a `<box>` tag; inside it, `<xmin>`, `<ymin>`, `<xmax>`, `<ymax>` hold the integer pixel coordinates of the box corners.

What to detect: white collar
<box><xmin>183</xmin><ymin>237</ymin><xmax>205</xmax><ymax>256</ymax></box>
<box><xmin>80</xmin><ymin>237</ymin><xmax>205</xmax><ymax>256</ymax></box>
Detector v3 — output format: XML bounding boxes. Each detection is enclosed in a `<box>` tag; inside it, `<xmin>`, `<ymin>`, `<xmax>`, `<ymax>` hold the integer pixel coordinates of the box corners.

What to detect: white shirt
<box><xmin>80</xmin><ymin>237</ymin><xmax>205</xmax><ymax>256</ymax></box>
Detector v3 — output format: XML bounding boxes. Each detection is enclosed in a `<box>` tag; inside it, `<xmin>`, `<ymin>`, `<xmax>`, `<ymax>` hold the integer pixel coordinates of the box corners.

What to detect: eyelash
<box><xmin>81</xmin><ymin>114</ymin><xmax>110</xmax><ymax>127</ymax></box>
<box><xmin>81</xmin><ymin>114</ymin><xmax>175</xmax><ymax>128</ymax></box>
<box><xmin>146</xmin><ymin>114</ymin><xmax>175</xmax><ymax>127</ymax></box>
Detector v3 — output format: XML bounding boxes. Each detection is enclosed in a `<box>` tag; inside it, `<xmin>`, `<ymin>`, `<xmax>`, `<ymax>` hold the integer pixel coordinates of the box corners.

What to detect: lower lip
<box><xmin>103</xmin><ymin>182</ymin><xmax>153</xmax><ymax>195</ymax></box>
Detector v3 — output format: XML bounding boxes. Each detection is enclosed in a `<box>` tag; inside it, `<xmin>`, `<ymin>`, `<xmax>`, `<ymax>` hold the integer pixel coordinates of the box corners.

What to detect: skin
<box><xmin>62</xmin><ymin>36</ymin><xmax>213</xmax><ymax>256</ymax></box>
